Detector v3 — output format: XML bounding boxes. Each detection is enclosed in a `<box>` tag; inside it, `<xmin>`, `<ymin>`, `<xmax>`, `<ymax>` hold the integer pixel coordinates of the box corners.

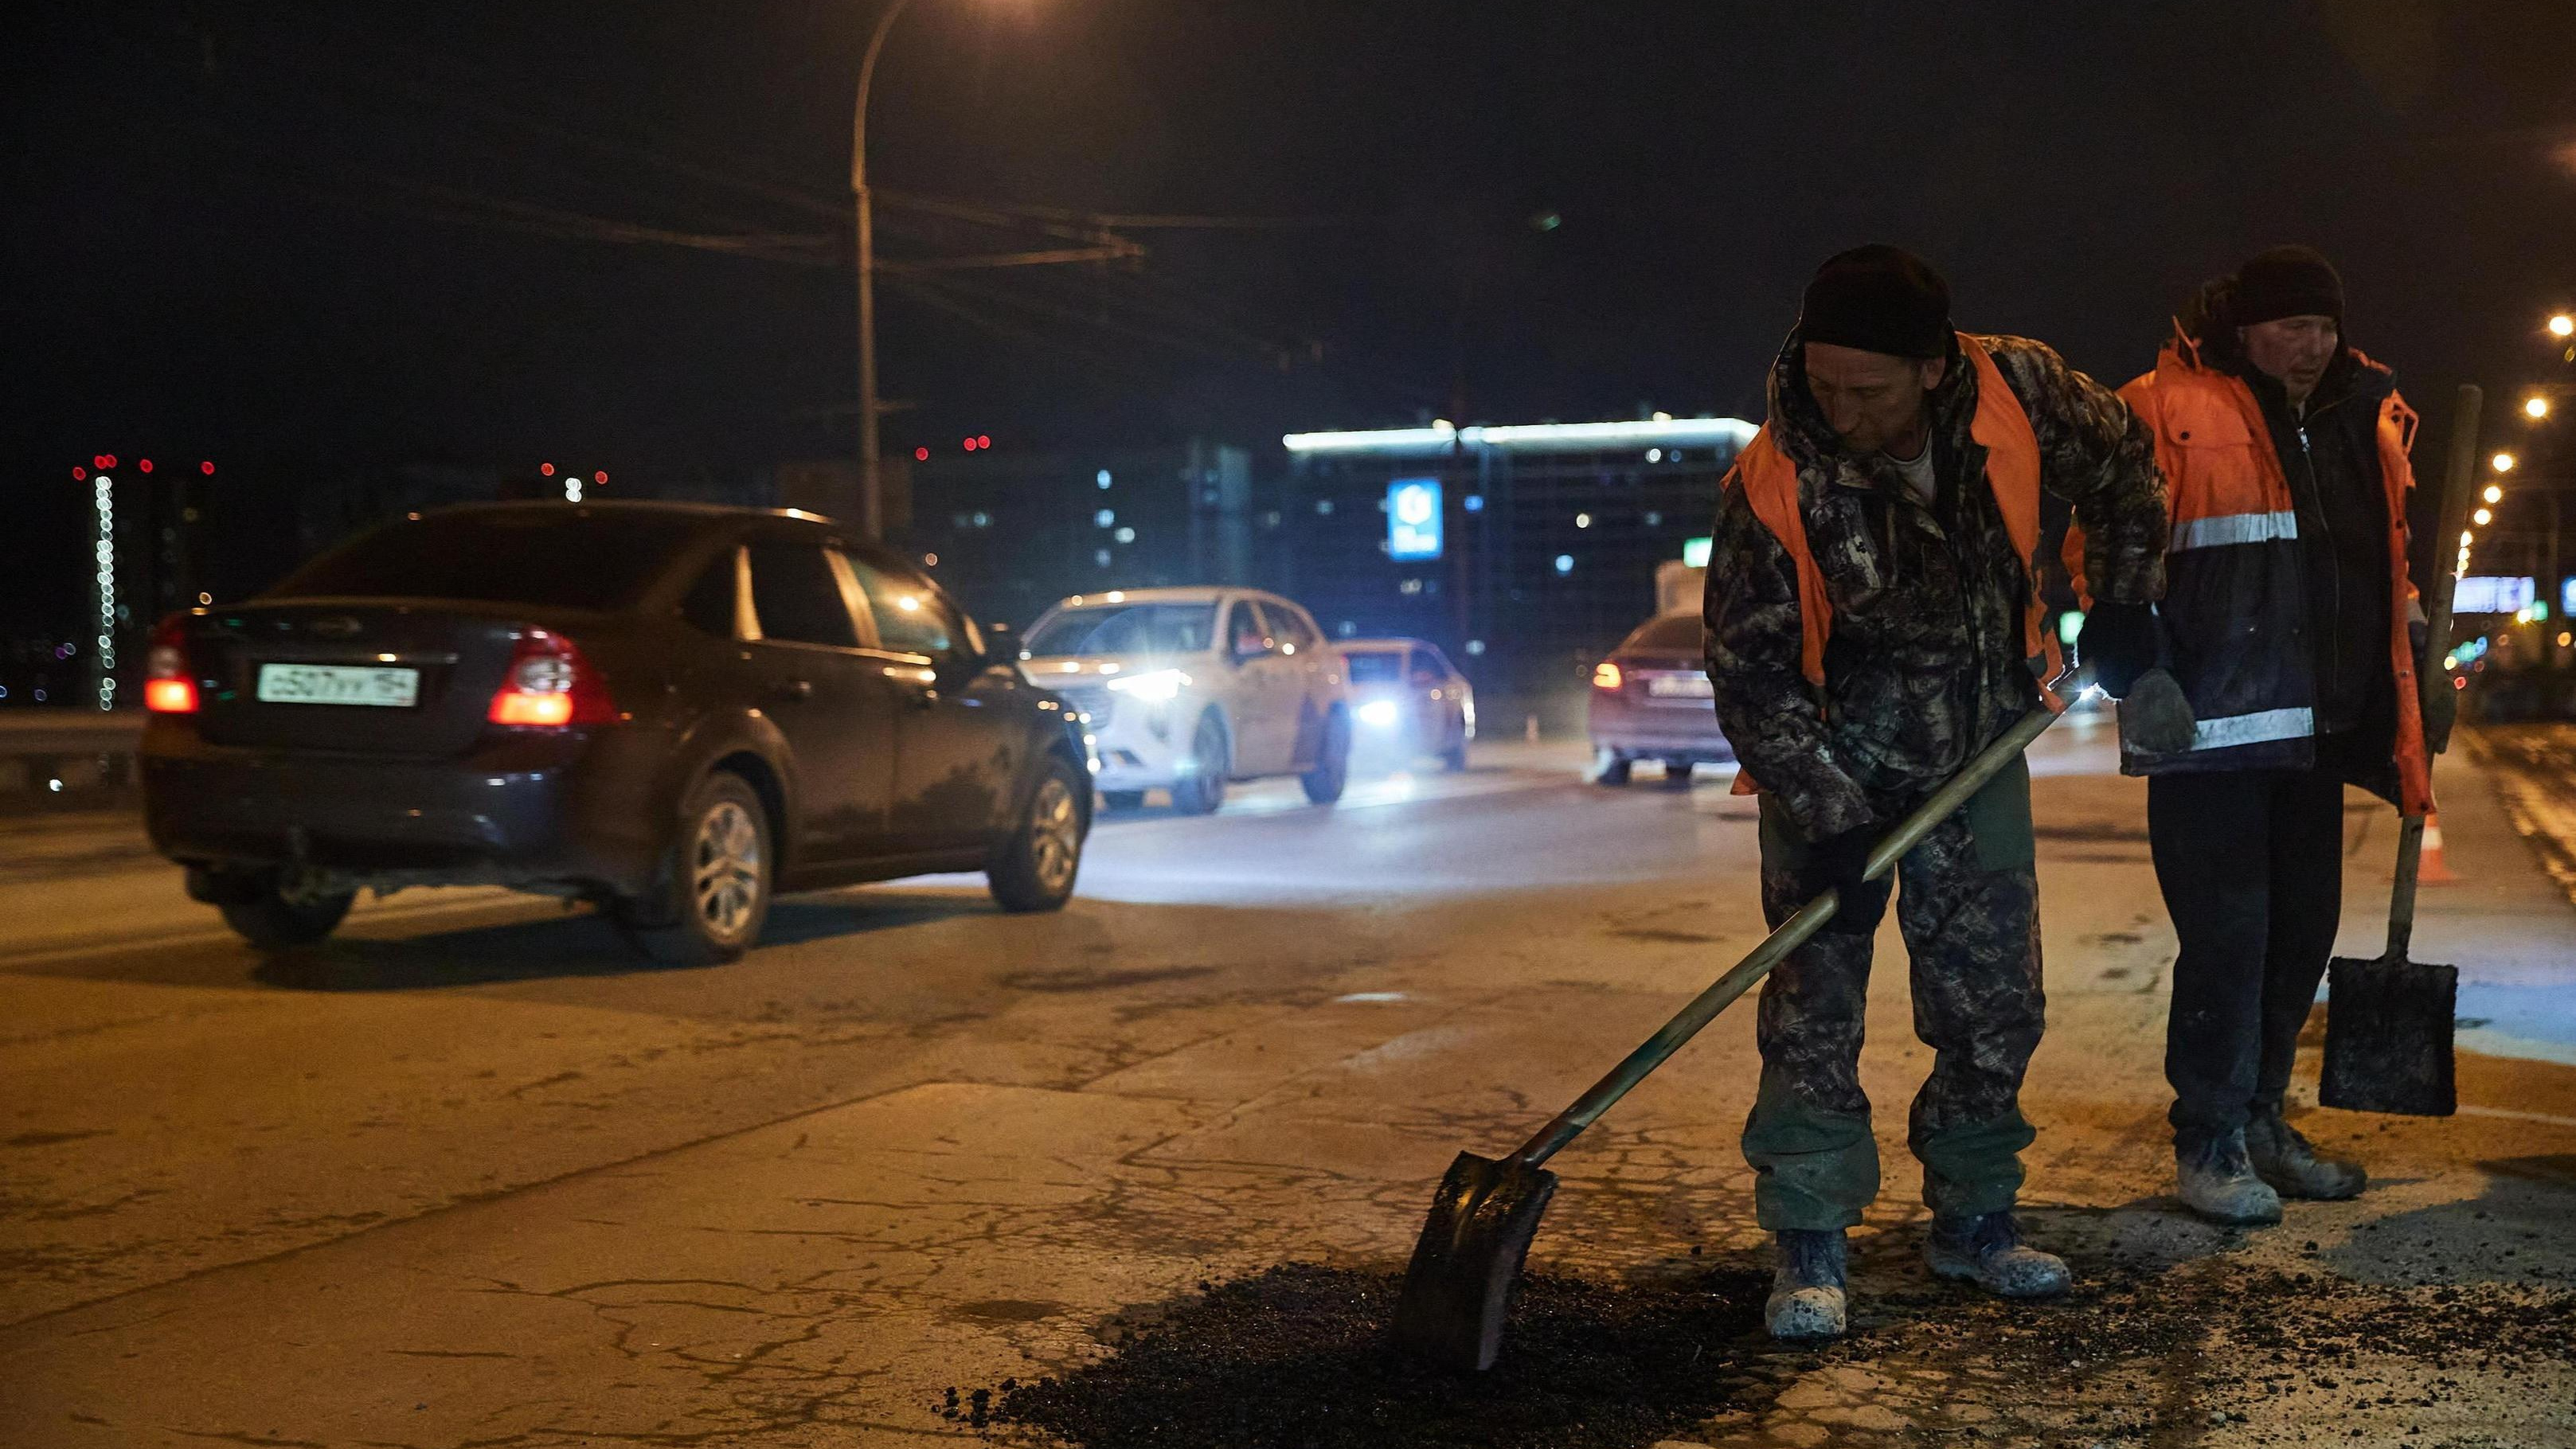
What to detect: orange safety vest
<box><xmin>1726</xmin><ymin>332</ymin><xmax>2064</xmax><ymax>701</ymax></box>
<box><xmin>2109</xmin><ymin>336</ymin><xmax>2431</xmax><ymax>814</ymax></box>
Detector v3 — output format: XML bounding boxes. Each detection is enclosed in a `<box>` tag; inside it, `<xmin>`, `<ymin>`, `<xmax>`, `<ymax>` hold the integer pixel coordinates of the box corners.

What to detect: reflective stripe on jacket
<box><xmin>2113</xmin><ymin>335</ymin><xmax>2431</xmax><ymax>814</ymax></box>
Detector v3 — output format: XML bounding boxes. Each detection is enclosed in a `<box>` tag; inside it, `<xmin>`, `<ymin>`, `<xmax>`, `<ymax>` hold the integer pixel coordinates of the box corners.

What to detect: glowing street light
<box><xmin>2529</xmin><ymin>396</ymin><xmax>2553</xmax><ymax>420</ymax></box>
<box><xmin>2473</xmin><ymin>507</ymin><xmax>2493</xmax><ymax>525</ymax></box>
<box><xmin>2551</xmin><ymin>313</ymin><xmax>2575</xmax><ymax>338</ymax></box>
<box><xmin>2485</xmin><ymin>484</ymin><xmax>2505</xmax><ymax>503</ymax></box>
<box><xmin>2493</xmin><ymin>451</ymin><xmax>2517</xmax><ymax>473</ymax></box>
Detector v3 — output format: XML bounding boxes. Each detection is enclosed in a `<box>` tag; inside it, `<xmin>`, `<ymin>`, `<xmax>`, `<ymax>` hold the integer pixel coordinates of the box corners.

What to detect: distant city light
<box><xmin>1574</xmin><ymin>513</ymin><xmax>1593</xmax><ymax>529</ymax></box>
<box><xmin>199</xmin><ymin>460</ymin><xmax>215</xmax><ymax>475</ymax></box>
<box><xmin>540</xmin><ymin>463</ymin><xmax>555</xmax><ymax>477</ymax></box>
<box><xmin>915</xmin><ymin>447</ymin><xmax>930</xmax><ymax>460</ymax></box>
<box><xmin>1646</xmin><ymin>448</ymin><xmax>1663</xmax><ymax>463</ymax></box>
<box><xmin>1283</xmin><ymin>416</ymin><xmax>1757</xmax><ymax>456</ymax></box>
<box><xmin>72</xmin><ymin>466</ymin><xmax>85</xmax><ymax>481</ymax></box>
<box><xmin>1554</xmin><ymin>553</ymin><xmax>1574</xmax><ymax>575</ymax></box>
<box><xmin>2552</xmin><ymin>313</ymin><xmax>2575</xmax><ymax>338</ymax></box>
<box><xmin>1463</xmin><ymin>494</ymin><xmax>1483</xmax><ymax>513</ymax></box>
<box><xmin>976</xmin><ymin>435</ymin><xmax>991</xmax><ymax>449</ymax></box>
<box><xmin>2530</xmin><ymin>396</ymin><xmax>2553</xmax><ymax>420</ymax></box>
<box><xmin>2493</xmin><ymin>451</ymin><xmax>2516</xmax><ymax>473</ymax></box>
<box><xmin>2485</xmin><ymin>485</ymin><xmax>2505</xmax><ymax>503</ymax></box>
<box><xmin>1096</xmin><ymin>469</ymin><xmax>1112</xmax><ymax>488</ymax></box>
<box><xmin>1094</xmin><ymin>548</ymin><xmax>1112</xmax><ymax>567</ymax></box>
<box><xmin>593</xmin><ymin>471</ymin><xmax>608</xmax><ymax>484</ymax></box>
<box><xmin>1095</xmin><ymin>509</ymin><xmax>1115</xmax><ymax>527</ymax></box>
<box><xmin>1465</xmin><ymin>639</ymin><xmax>1485</xmax><ymax>655</ymax></box>
<box><xmin>1683</xmin><ymin>535</ymin><xmax>1714</xmax><ymax>568</ymax></box>
<box><xmin>1113</xmin><ymin>526</ymin><xmax>1136</xmax><ymax>543</ymax></box>
<box><xmin>138</xmin><ymin>459</ymin><xmax>153</xmax><ymax>474</ymax></box>
<box><xmin>2474</xmin><ymin>508</ymin><xmax>2492</xmax><ymax>525</ymax></box>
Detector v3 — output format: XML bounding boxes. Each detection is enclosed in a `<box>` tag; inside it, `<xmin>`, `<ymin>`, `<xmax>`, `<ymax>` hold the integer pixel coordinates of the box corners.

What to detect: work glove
<box><xmin>2077</xmin><ymin>600</ymin><xmax>2162</xmax><ymax>699</ymax></box>
<box><xmin>1803</xmin><ymin>822</ymin><xmax>1890</xmax><ymax>937</ymax></box>
<box><xmin>2411</xmin><ymin>621</ymin><xmax>2457</xmax><ymax>755</ymax></box>
<box><xmin>2120</xmin><ymin>667</ymin><xmax>2199</xmax><ymax>756</ymax></box>
<box><xmin>2421</xmin><ymin>674</ymin><xmax>2458</xmax><ymax>755</ymax></box>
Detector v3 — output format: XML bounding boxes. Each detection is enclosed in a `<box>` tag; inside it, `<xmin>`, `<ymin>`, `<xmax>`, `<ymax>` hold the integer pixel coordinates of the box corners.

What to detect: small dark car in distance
<box><xmin>141</xmin><ymin>502</ymin><xmax>1093</xmax><ymax>961</ymax></box>
<box><xmin>1586</xmin><ymin>611</ymin><xmax>1736</xmax><ymax>786</ymax></box>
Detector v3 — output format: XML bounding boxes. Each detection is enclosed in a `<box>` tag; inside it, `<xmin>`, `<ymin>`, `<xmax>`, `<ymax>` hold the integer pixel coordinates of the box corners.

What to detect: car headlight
<box><xmin>1104</xmin><ymin>668</ymin><xmax>1190</xmax><ymax>703</ymax></box>
<box><xmin>1358</xmin><ymin>699</ymin><xmax>1401</xmax><ymax>728</ymax></box>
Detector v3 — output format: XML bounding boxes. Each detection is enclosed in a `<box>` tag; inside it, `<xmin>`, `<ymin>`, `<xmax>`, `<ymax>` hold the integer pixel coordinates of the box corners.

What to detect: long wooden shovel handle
<box><xmin>1509</xmin><ymin>693</ymin><xmax>2068</xmax><ymax>1170</ymax></box>
<box><xmin>2386</xmin><ymin>383</ymin><xmax>2483</xmax><ymax>964</ymax></box>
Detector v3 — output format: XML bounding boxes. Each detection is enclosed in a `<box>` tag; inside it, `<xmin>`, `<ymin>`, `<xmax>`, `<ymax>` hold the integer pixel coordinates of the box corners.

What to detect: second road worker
<box><xmin>1705</xmin><ymin>245</ymin><xmax>2170</xmax><ymax>1340</ymax></box>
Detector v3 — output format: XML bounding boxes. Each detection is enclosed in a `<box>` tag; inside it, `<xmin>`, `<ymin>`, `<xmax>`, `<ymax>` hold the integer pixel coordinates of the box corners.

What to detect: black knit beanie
<box><xmin>2233</xmin><ymin>245</ymin><xmax>2343</xmax><ymax>326</ymax></box>
<box><xmin>1799</xmin><ymin>244</ymin><xmax>1953</xmax><ymax>360</ymax></box>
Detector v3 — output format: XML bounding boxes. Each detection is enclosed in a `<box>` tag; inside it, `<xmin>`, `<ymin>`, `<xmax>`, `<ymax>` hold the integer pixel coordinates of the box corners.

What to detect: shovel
<box><xmin>1392</xmin><ymin>689</ymin><xmax>2071</xmax><ymax>1372</ymax></box>
<box><xmin>2320</xmin><ymin>384</ymin><xmax>2480</xmax><ymax>1119</ymax></box>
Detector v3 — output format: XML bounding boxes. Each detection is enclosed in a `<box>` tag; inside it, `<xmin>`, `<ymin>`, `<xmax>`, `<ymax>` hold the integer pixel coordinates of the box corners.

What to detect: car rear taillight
<box><xmin>1592</xmin><ymin>662</ymin><xmax>1624</xmax><ymax>690</ymax></box>
<box><xmin>487</xmin><ymin>630</ymin><xmax>618</xmax><ymax>728</ymax></box>
<box><xmin>145</xmin><ymin>615</ymin><xmax>198</xmax><ymax>713</ymax></box>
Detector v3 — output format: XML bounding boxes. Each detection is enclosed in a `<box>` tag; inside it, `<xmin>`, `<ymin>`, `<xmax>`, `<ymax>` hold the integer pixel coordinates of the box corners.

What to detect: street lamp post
<box><xmin>851</xmin><ymin>0</ymin><xmax>917</xmax><ymax>543</ymax></box>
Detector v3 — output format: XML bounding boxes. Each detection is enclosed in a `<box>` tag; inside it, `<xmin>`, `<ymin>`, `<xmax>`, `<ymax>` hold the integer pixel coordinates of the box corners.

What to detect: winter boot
<box><xmin>1765</xmin><ymin>1228</ymin><xmax>1847</xmax><ymax>1341</ymax></box>
<box><xmin>1924</xmin><ymin>1211</ymin><xmax>2070</xmax><ymax>1299</ymax></box>
<box><xmin>2246</xmin><ymin>1105</ymin><xmax>2366</xmax><ymax>1200</ymax></box>
<box><xmin>2175</xmin><ymin>1131</ymin><xmax>2283</xmax><ymax>1225</ymax></box>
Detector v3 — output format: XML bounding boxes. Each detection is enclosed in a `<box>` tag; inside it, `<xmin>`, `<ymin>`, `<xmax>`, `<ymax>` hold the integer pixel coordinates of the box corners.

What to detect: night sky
<box><xmin>6</xmin><ymin>2</ymin><xmax>2574</xmax><ymax>623</ymax></box>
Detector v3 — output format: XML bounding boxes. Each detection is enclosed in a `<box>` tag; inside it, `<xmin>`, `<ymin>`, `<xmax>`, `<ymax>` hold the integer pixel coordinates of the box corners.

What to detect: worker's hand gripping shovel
<box><xmin>1392</xmin><ymin>687</ymin><xmax>2074</xmax><ymax>1373</ymax></box>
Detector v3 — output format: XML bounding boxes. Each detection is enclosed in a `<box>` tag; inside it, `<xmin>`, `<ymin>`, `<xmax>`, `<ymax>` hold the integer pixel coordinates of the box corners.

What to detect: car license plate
<box><xmin>256</xmin><ymin>662</ymin><xmax>420</xmax><ymax>708</ymax></box>
<box><xmin>1645</xmin><ymin>673</ymin><xmax>1713</xmax><ymax>698</ymax></box>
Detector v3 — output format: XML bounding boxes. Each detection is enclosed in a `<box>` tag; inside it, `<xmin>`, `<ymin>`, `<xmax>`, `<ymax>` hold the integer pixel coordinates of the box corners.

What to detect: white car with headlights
<box><xmin>1017</xmin><ymin>588</ymin><xmax>1352</xmax><ymax>814</ymax></box>
<box><xmin>1337</xmin><ymin>637</ymin><xmax>1473</xmax><ymax>771</ymax></box>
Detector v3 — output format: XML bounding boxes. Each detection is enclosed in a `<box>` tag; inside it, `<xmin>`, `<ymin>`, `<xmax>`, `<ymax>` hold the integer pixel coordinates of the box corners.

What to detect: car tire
<box><xmin>1660</xmin><ymin>759</ymin><xmax>1696</xmax><ymax>787</ymax></box>
<box><xmin>1301</xmin><ymin>706</ymin><xmax>1351</xmax><ymax>805</ymax></box>
<box><xmin>1593</xmin><ymin>750</ymin><xmax>1632</xmax><ymax>787</ymax></box>
<box><xmin>1100</xmin><ymin>790</ymin><xmax>1147</xmax><ymax>812</ymax></box>
<box><xmin>987</xmin><ymin>754</ymin><xmax>1089</xmax><ymax>912</ymax></box>
<box><xmin>621</xmin><ymin>771</ymin><xmax>772</xmax><ymax>966</ymax></box>
<box><xmin>217</xmin><ymin>872</ymin><xmax>356</xmax><ymax>950</ymax></box>
<box><xmin>1170</xmin><ymin>713</ymin><xmax>1229</xmax><ymax>815</ymax></box>
<box><xmin>1440</xmin><ymin>729</ymin><xmax>1469</xmax><ymax>773</ymax></box>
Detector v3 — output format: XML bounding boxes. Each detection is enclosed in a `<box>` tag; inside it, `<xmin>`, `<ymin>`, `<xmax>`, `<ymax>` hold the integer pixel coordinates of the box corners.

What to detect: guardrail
<box><xmin>0</xmin><ymin>711</ymin><xmax>147</xmax><ymax>814</ymax></box>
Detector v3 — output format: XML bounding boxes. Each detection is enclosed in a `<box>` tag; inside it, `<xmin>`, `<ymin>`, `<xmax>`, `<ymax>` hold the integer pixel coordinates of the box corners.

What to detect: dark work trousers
<box><xmin>2148</xmin><ymin>767</ymin><xmax>2347</xmax><ymax>1152</ymax></box>
<box><xmin>1741</xmin><ymin>756</ymin><xmax>2044</xmax><ymax>1230</ymax></box>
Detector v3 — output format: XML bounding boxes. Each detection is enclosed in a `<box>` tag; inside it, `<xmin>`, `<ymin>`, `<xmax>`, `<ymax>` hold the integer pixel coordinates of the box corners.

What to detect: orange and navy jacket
<box><xmin>2097</xmin><ymin>330</ymin><xmax>2432</xmax><ymax>814</ymax></box>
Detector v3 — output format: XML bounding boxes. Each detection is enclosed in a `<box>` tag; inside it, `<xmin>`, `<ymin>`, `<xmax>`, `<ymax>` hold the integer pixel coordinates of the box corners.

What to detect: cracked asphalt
<box><xmin>1</xmin><ymin>728</ymin><xmax>2571</xmax><ymax>1447</ymax></box>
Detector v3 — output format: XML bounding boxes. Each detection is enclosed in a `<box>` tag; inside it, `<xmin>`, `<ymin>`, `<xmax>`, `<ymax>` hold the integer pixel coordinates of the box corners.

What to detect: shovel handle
<box><xmin>1510</xmin><ymin>694</ymin><xmax>2069</xmax><ymax>1170</ymax></box>
<box><xmin>2384</xmin><ymin>385</ymin><xmax>2481</xmax><ymax>965</ymax></box>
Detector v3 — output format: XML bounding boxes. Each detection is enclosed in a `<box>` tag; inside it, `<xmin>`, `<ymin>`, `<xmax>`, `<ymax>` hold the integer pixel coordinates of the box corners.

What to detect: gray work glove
<box><xmin>2120</xmin><ymin>667</ymin><xmax>2198</xmax><ymax>756</ymax></box>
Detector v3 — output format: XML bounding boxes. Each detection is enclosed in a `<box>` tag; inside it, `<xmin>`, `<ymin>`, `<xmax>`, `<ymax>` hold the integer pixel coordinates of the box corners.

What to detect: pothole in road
<box><xmin>952</xmin><ymin>1262</ymin><xmax>1769</xmax><ymax>1449</ymax></box>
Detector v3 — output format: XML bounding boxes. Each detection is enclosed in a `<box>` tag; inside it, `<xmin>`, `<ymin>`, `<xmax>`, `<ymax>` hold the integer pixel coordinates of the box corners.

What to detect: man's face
<box><xmin>2239</xmin><ymin>314</ymin><xmax>2339</xmax><ymax>405</ymax></box>
<box><xmin>1803</xmin><ymin>342</ymin><xmax>1945</xmax><ymax>455</ymax></box>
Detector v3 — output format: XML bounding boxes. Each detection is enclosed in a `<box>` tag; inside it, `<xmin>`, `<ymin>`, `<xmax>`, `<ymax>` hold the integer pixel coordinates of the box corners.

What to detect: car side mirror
<box><xmin>980</xmin><ymin>620</ymin><xmax>1019</xmax><ymax>666</ymax></box>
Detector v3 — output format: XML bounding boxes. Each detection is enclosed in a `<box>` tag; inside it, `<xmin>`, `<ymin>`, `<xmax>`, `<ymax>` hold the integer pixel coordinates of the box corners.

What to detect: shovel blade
<box><xmin>1390</xmin><ymin>1150</ymin><xmax>1558</xmax><ymax>1373</ymax></box>
<box><xmin>2321</xmin><ymin>954</ymin><xmax>2457</xmax><ymax>1116</ymax></box>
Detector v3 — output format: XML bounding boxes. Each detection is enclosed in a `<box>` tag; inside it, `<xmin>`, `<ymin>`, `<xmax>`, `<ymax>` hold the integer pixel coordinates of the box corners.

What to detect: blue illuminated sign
<box><xmin>1388</xmin><ymin>478</ymin><xmax>1442</xmax><ymax>560</ymax></box>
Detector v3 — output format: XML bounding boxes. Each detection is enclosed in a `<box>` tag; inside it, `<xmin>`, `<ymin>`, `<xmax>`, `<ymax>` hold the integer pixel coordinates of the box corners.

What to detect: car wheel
<box><xmin>1440</xmin><ymin>727</ymin><xmax>1468</xmax><ymax>773</ymax></box>
<box><xmin>1301</xmin><ymin>706</ymin><xmax>1351</xmax><ymax>805</ymax></box>
<box><xmin>622</xmin><ymin>771</ymin><xmax>772</xmax><ymax>966</ymax></box>
<box><xmin>1169</xmin><ymin>713</ymin><xmax>1229</xmax><ymax>815</ymax></box>
<box><xmin>1592</xmin><ymin>749</ymin><xmax>1632</xmax><ymax>787</ymax></box>
<box><xmin>1101</xmin><ymin>789</ymin><xmax>1147</xmax><ymax>811</ymax></box>
<box><xmin>1660</xmin><ymin>759</ymin><xmax>1696</xmax><ymax>787</ymax></box>
<box><xmin>217</xmin><ymin>870</ymin><xmax>356</xmax><ymax>950</ymax></box>
<box><xmin>988</xmin><ymin>754</ymin><xmax>1088</xmax><ymax>912</ymax></box>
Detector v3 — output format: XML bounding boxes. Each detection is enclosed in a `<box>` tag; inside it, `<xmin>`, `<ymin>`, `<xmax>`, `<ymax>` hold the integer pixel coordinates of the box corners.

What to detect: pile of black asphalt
<box><xmin>944</xmin><ymin>1245</ymin><xmax>2576</xmax><ymax>1448</ymax></box>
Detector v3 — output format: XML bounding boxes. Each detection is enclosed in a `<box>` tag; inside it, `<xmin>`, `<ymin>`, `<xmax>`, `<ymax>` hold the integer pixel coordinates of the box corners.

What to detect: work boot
<box><xmin>2246</xmin><ymin>1105</ymin><xmax>2366</xmax><ymax>1200</ymax></box>
<box><xmin>2175</xmin><ymin>1131</ymin><xmax>2284</xmax><ymax>1225</ymax></box>
<box><xmin>1765</xmin><ymin>1228</ymin><xmax>1847</xmax><ymax>1341</ymax></box>
<box><xmin>1924</xmin><ymin>1211</ymin><xmax>2070</xmax><ymax>1299</ymax></box>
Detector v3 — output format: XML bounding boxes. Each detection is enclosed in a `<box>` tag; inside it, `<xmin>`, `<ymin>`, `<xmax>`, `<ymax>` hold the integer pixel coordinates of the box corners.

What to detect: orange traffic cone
<box><xmin>2418</xmin><ymin>811</ymin><xmax>2459</xmax><ymax>885</ymax></box>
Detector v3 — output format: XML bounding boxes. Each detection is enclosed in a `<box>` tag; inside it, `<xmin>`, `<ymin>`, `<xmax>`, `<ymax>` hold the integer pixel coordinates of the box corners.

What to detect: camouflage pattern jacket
<box><xmin>1704</xmin><ymin>330</ymin><xmax>2167</xmax><ymax>841</ymax></box>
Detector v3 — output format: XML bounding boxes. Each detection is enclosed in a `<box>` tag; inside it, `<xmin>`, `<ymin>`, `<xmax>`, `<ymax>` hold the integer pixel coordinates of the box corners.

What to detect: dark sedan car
<box><xmin>1586</xmin><ymin>611</ymin><xmax>1736</xmax><ymax>786</ymax></box>
<box><xmin>142</xmin><ymin>502</ymin><xmax>1093</xmax><ymax>961</ymax></box>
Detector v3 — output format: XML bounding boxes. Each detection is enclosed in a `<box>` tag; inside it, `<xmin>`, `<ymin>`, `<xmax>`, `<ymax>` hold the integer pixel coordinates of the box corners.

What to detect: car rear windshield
<box><xmin>265</xmin><ymin>510</ymin><xmax>709</xmax><ymax>611</ymax></box>
<box><xmin>1023</xmin><ymin>603</ymin><xmax>1214</xmax><ymax>657</ymax></box>
<box><xmin>1343</xmin><ymin>650</ymin><xmax>1405</xmax><ymax>683</ymax></box>
<box><xmin>1624</xmin><ymin>613</ymin><xmax>1705</xmax><ymax>651</ymax></box>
